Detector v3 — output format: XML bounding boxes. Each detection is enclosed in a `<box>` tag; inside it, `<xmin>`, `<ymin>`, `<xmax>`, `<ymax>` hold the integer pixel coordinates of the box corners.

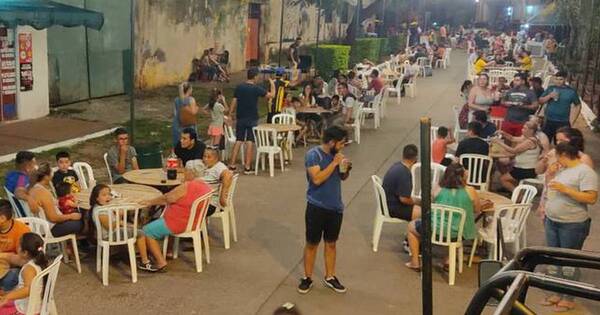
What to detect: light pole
<box><xmin>315</xmin><ymin>0</ymin><xmax>321</xmax><ymax>68</ymax></box>
<box><xmin>129</xmin><ymin>0</ymin><xmax>135</xmax><ymax>143</ymax></box>
<box><xmin>278</xmin><ymin>0</ymin><xmax>285</xmax><ymax>67</ymax></box>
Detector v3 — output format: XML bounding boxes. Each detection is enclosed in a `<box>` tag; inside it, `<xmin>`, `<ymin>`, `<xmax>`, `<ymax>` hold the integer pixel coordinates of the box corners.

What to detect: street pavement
<box><xmin>53</xmin><ymin>51</ymin><xmax>600</xmax><ymax>315</ymax></box>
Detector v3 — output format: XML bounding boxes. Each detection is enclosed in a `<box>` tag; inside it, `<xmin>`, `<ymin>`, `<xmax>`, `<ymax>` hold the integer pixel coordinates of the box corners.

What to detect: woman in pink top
<box><xmin>140</xmin><ymin>168</ymin><xmax>212</xmax><ymax>272</ymax></box>
<box><xmin>431</xmin><ymin>126</ymin><xmax>455</xmax><ymax>166</ymax></box>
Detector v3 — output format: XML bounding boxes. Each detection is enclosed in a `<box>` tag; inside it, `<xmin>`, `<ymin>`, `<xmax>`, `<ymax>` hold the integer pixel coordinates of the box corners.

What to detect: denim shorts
<box><xmin>143</xmin><ymin>217</ymin><xmax>172</xmax><ymax>240</ymax></box>
<box><xmin>235</xmin><ymin>119</ymin><xmax>258</xmax><ymax>142</ymax></box>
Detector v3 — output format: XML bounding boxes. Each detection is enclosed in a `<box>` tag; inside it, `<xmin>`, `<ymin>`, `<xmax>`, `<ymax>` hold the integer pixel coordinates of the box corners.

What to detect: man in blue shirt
<box><xmin>299</xmin><ymin>126</ymin><xmax>351</xmax><ymax>295</ymax></box>
<box><xmin>539</xmin><ymin>71</ymin><xmax>581</xmax><ymax>143</ymax></box>
<box><xmin>4</xmin><ymin>151</ymin><xmax>38</xmax><ymax>216</ymax></box>
<box><xmin>227</xmin><ymin>68</ymin><xmax>273</xmax><ymax>174</ymax></box>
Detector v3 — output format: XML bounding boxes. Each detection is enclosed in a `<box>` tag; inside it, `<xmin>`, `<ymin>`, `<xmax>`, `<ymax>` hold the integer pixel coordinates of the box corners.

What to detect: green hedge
<box><xmin>310</xmin><ymin>44</ymin><xmax>351</xmax><ymax>79</ymax></box>
<box><xmin>350</xmin><ymin>38</ymin><xmax>384</xmax><ymax>66</ymax></box>
<box><xmin>387</xmin><ymin>34</ymin><xmax>407</xmax><ymax>55</ymax></box>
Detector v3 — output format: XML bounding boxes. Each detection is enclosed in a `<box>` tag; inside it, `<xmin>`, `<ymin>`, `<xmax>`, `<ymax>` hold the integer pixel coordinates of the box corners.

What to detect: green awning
<box><xmin>527</xmin><ymin>2</ymin><xmax>564</xmax><ymax>26</ymax></box>
<box><xmin>0</xmin><ymin>0</ymin><xmax>104</xmax><ymax>30</ymax></box>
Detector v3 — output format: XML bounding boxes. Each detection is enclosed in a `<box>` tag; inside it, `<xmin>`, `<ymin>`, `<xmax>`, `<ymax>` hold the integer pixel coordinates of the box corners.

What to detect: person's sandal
<box><xmin>405</xmin><ymin>262</ymin><xmax>421</xmax><ymax>272</ymax></box>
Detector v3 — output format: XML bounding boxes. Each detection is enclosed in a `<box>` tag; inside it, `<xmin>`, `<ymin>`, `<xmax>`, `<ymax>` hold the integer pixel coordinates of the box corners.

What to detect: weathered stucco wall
<box><xmin>262</xmin><ymin>0</ymin><xmax>348</xmax><ymax>64</ymax></box>
<box><xmin>135</xmin><ymin>0</ymin><xmax>348</xmax><ymax>89</ymax></box>
<box><xmin>135</xmin><ymin>0</ymin><xmax>247</xmax><ymax>89</ymax></box>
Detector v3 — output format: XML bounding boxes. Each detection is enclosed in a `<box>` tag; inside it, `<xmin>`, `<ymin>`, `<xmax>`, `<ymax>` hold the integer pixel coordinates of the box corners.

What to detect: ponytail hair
<box><xmin>208</xmin><ymin>88</ymin><xmax>221</xmax><ymax>110</ymax></box>
<box><xmin>178</xmin><ymin>82</ymin><xmax>192</xmax><ymax>99</ymax></box>
<box><xmin>20</xmin><ymin>233</ymin><xmax>49</xmax><ymax>294</ymax></box>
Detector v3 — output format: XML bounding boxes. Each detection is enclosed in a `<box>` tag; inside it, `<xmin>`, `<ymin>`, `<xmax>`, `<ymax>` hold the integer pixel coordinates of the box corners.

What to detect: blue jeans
<box><xmin>0</xmin><ymin>268</ymin><xmax>19</xmax><ymax>291</ymax></box>
<box><xmin>544</xmin><ymin>217</ymin><xmax>591</xmax><ymax>300</ymax></box>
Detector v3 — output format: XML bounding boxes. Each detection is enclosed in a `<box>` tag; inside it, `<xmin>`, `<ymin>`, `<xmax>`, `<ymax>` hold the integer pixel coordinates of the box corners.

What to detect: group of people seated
<box><xmin>189</xmin><ymin>48</ymin><xmax>230</xmax><ymax>82</ymax></box>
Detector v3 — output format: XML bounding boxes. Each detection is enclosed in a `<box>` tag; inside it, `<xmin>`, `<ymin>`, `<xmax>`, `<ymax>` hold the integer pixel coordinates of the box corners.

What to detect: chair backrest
<box><xmin>511</xmin><ymin>184</ymin><xmax>538</xmax><ymax>204</ymax></box>
<box><xmin>182</xmin><ymin>191</ymin><xmax>213</xmax><ymax>234</ymax></box>
<box><xmin>431</xmin><ymin>203</ymin><xmax>466</xmax><ymax>246</ymax></box>
<box><xmin>494</xmin><ymin>203</ymin><xmax>531</xmax><ymax>242</ymax></box>
<box><xmin>223</xmin><ymin>124</ymin><xmax>237</xmax><ymax>143</ymax></box>
<box><xmin>282</xmin><ymin>107</ymin><xmax>296</xmax><ymax>116</ymax></box>
<box><xmin>452</xmin><ymin>105</ymin><xmax>467</xmax><ymax>140</ymax></box>
<box><xmin>272</xmin><ymin>113</ymin><xmax>296</xmax><ymax>125</ymax></box>
<box><xmin>223</xmin><ymin>174</ymin><xmax>239</xmax><ymax>207</ymax></box>
<box><xmin>410</xmin><ymin>162</ymin><xmax>447</xmax><ymax>200</ymax></box>
<box><xmin>459</xmin><ymin>154</ymin><xmax>493</xmax><ymax>191</ymax></box>
<box><xmin>417</xmin><ymin>57</ymin><xmax>430</xmax><ymax>67</ymax></box>
<box><xmin>371</xmin><ymin>175</ymin><xmax>392</xmax><ymax>218</ymax></box>
<box><xmin>27</xmin><ymin>255</ymin><xmax>62</xmax><ymax>315</ymax></box>
<box><xmin>490</xmin><ymin>116</ymin><xmax>504</xmax><ymax>130</ymax></box>
<box><xmin>72</xmin><ymin>162</ymin><xmax>96</xmax><ymax>190</ymax></box>
<box><xmin>430</xmin><ymin>126</ymin><xmax>439</xmax><ymax>149</ymax></box>
<box><xmin>3</xmin><ymin>186</ymin><xmax>30</xmax><ymax>218</ymax></box>
<box><xmin>93</xmin><ymin>204</ymin><xmax>140</xmax><ymax>244</ymax></box>
<box><xmin>103</xmin><ymin>153</ymin><xmax>113</xmax><ymax>184</ymax></box>
<box><xmin>18</xmin><ymin>217</ymin><xmax>52</xmax><ymax>239</ymax></box>
<box><xmin>252</xmin><ymin>127</ymin><xmax>278</xmax><ymax>150</ymax></box>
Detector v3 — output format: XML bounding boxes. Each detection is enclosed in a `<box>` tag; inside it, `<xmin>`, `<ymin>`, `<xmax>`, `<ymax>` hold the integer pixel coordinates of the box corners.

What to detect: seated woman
<box><xmin>28</xmin><ymin>163</ymin><xmax>83</xmax><ymax>238</ymax></box>
<box><xmin>406</xmin><ymin>163</ymin><xmax>481</xmax><ymax>270</ymax></box>
<box><xmin>139</xmin><ymin>168</ymin><xmax>212</xmax><ymax>271</ymax></box>
<box><xmin>493</xmin><ymin>121</ymin><xmax>542</xmax><ymax>191</ymax></box>
<box><xmin>199</xmin><ymin>50</ymin><xmax>216</xmax><ymax>81</ymax></box>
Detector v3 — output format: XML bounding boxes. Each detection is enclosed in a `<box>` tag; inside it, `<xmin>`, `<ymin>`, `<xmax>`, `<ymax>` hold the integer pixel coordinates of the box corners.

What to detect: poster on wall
<box><xmin>0</xmin><ymin>27</ymin><xmax>17</xmax><ymax>121</ymax></box>
<box><xmin>18</xmin><ymin>33</ymin><xmax>33</xmax><ymax>91</ymax></box>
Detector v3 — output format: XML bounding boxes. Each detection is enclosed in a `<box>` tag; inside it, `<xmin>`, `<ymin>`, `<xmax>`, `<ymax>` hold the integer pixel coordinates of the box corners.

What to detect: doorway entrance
<box><xmin>245</xmin><ymin>3</ymin><xmax>261</xmax><ymax>67</ymax></box>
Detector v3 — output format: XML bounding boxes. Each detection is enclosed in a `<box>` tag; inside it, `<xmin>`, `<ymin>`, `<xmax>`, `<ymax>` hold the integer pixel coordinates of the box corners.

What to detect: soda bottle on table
<box><xmin>166</xmin><ymin>151</ymin><xmax>178</xmax><ymax>180</ymax></box>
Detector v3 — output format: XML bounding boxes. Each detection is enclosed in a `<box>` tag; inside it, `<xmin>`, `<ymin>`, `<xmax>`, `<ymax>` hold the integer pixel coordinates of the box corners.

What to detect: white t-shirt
<box><xmin>202</xmin><ymin>162</ymin><xmax>228</xmax><ymax>184</ymax></box>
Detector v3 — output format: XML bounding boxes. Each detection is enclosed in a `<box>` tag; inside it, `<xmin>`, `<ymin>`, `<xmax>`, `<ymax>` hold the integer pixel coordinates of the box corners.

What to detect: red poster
<box><xmin>18</xmin><ymin>33</ymin><xmax>32</xmax><ymax>63</ymax></box>
<box><xmin>18</xmin><ymin>33</ymin><xmax>32</xmax><ymax>91</ymax></box>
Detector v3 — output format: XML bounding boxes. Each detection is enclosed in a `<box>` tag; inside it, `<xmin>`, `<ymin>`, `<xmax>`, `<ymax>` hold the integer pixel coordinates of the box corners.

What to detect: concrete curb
<box><xmin>0</xmin><ymin>127</ymin><xmax>117</xmax><ymax>164</ymax></box>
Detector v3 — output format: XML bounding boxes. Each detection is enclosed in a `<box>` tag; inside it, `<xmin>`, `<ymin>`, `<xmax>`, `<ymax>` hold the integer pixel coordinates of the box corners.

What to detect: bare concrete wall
<box><xmin>135</xmin><ymin>0</ymin><xmax>348</xmax><ymax>90</ymax></box>
<box><xmin>135</xmin><ymin>0</ymin><xmax>247</xmax><ymax>89</ymax></box>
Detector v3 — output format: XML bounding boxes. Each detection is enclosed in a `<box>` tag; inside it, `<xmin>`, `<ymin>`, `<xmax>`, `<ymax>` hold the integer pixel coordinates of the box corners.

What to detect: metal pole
<box><xmin>84</xmin><ymin>0</ymin><xmax>92</xmax><ymax>101</ymax></box>
<box><xmin>381</xmin><ymin>0</ymin><xmax>386</xmax><ymax>36</ymax></box>
<box><xmin>278</xmin><ymin>0</ymin><xmax>285</xmax><ymax>67</ymax></box>
<box><xmin>315</xmin><ymin>0</ymin><xmax>321</xmax><ymax>69</ymax></box>
<box><xmin>355</xmin><ymin>0</ymin><xmax>361</xmax><ymax>39</ymax></box>
<box><xmin>420</xmin><ymin>117</ymin><xmax>433</xmax><ymax>315</ymax></box>
<box><xmin>129</xmin><ymin>0</ymin><xmax>135</xmax><ymax>143</ymax></box>
<box><xmin>582</xmin><ymin>0</ymin><xmax>595</xmax><ymax>98</ymax></box>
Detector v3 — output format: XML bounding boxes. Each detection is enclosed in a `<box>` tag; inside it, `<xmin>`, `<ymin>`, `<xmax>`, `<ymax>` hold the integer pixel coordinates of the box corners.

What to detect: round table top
<box><xmin>257</xmin><ymin>123</ymin><xmax>302</xmax><ymax>132</ymax></box>
<box><xmin>479</xmin><ymin>191</ymin><xmax>512</xmax><ymax>213</ymax></box>
<box><xmin>295</xmin><ymin>106</ymin><xmax>332</xmax><ymax>114</ymax></box>
<box><xmin>123</xmin><ymin>168</ymin><xmax>184</xmax><ymax>187</ymax></box>
<box><xmin>75</xmin><ymin>184</ymin><xmax>162</xmax><ymax>210</ymax></box>
<box><xmin>489</xmin><ymin>142</ymin><xmax>514</xmax><ymax>159</ymax></box>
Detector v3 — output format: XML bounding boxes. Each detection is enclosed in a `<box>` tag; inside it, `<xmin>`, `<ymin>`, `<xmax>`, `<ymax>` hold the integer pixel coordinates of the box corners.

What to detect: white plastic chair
<box><xmin>417</xmin><ymin>57</ymin><xmax>431</xmax><ymax>77</ymax></box>
<box><xmin>26</xmin><ymin>255</ymin><xmax>62</xmax><ymax>315</ymax></box>
<box><xmin>490</xmin><ymin>116</ymin><xmax>504</xmax><ymax>130</ymax></box>
<box><xmin>272</xmin><ymin>113</ymin><xmax>297</xmax><ymax>160</ymax></box>
<box><xmin>511</xmin><ymin>184</ymin><xmax>538</xmax><ymax>204</ymax></box>
<box><xmin>18</xmin><ymin>217</ymin><xmax>81</xmax><ymax>274</ymax></box>
<box><xmin>468</xmin><ymin>203</ymin><xmax>531</xmax><ymax>266</ymax></box>
<box><xmin>162</xmin><ymin>192</ymin><xmax>212</xmax><ymax>272</ymax></box>
<box><xmin>4</xmin><ymin>186</ymin><xmax>32</xmax><ymax>217</ymax></box>
<box><xmin>103</xmin><ymin>153</ymin><xmax>113</xmax><ymax>184</ymax></box>
<box><xmin>431</xmin><ymin>203</ymin><xmax>466</xmax><ymax>286</ymax></box>
<box><xmin>445</xmin><ymin>48</ymin><xmax>452</xmax><ymax>66</ymax></box>
<box><xmin>72</xmin><ymin>162</ymin><xmax>96</xmax><ymax>190</ymax></box>
<box><xmin>459</xmin><ymin>154</ymin><xmax>493</xmax><ymax>191</ymax></box>
<box><xmin>224</xmin><ymin>123</ymin><xmax>245</xmax><ymax>162</ymax></box>
<box><xmin>410</xmin><ymin>162</ymin><xmax>447</xmax><ymax>200</ymax></box>
<box><xmin>386</xmin><ymin>77</ymin><xmax>403</xmax><ymax>105</ymax></box>
<box><xmin>371</xmin><ymin>175</ymin><xmax>407</xmax><ymax>252</ymax></box>
<box><xmin>208</xmin><ymin>174</ymin><xmax>239</xmax><ymax>249</ymax></box>
<box><xmin>452</xmin><ymin>106</ymin><xmax>468</xmax><ymax>141</ymax></box>
<box><xmin>253</xmin><ymin>127</ymin><xmax>284</xmax><ymax>177</ymax></box>
<box><xmin>361</xmin><ymin>93</ymin><xmax>382</xmax><ymax>129</ymax></box>
<box><xmin>348</xmin><ymin>101</ymin><xmax>364</xmax><ymax>144</ymax></box>
<box><xmin>93</xmin><ymin>204</ymin><xmax>140</xmax><ymax>286</ymax></box>
<box><xmin>403</xmin><ymin>76</ymin><xmax>416</xmax><ymax>98</ymax></box>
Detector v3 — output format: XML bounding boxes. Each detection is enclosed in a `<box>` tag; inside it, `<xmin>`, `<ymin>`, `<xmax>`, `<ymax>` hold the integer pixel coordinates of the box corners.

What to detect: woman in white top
<box><xmin>0</xmin><ymin>233</ymin><xmax>48</xmax><ymax>315</ymax></box>
<box><xmin>28</xmin><ymin>163</ymin><xmax>82</xmax><ymax>237</ymax></box>
<box><xmin>467</xmin><ymin>74</ymin><xmax>496</xmax><ymax>121</ymax></box>
<box><xmin>493</xmin><ymin>121</ymin><xmax>542</xmax><ymax>191</ymax></box>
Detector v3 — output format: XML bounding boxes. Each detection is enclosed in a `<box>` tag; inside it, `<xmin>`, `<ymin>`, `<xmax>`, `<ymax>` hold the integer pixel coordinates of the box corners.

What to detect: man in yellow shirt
<box><xmin>473</xmin><ymin>51</ymin><xmax>495</xmax><ymax>75</ymax></box>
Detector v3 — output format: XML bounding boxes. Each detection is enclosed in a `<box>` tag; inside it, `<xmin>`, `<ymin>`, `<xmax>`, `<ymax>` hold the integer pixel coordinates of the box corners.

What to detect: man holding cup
<box><xmin>539</xmin><ymin>71</ymin><xmax>581</xmax><ymax>143</ymax></box>
<box><xmin>298</xmin><ymin>126</ymin><xmax>351</xmax><ymax>295</ymax></box>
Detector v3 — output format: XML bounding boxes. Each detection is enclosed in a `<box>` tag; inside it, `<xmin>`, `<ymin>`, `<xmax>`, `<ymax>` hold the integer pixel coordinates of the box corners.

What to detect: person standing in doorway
<box><xmin>227</xmin><ymin>68</ymin><xmax>274</xmax><ymax>174</ymax></box>
<box><xmin>298</xmin><ymin>126</ymin><xmax>351</xmax><ymax>295</ymax></box>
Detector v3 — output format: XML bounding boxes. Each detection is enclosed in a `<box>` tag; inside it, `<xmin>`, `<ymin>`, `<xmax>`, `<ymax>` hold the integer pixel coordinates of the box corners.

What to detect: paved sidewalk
<box><xmin>0</xmin><ymin>117</ymin><xmax>111</xmax><ymax>157</ymax></box>
<box><xmin>48</xmin><ymin>51</ymin><xmax>600</xmax><ymax>315</ymax></box>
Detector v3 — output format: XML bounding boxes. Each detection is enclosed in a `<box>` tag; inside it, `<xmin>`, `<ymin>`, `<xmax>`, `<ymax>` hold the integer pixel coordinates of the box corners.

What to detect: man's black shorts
<box><xmin>235</xmin><ymin>118</ymin><xmax>258</xmax><ymax>142</ymax></box>
<box><xmin>389</xmin><ymin>205</ymin><xmax>413</xmax><ymax>221</ymax></box>
<box><xmin>305</xmin><ymin>203</ymin><xmax>343</xmax><ymax>244</ymax></box>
